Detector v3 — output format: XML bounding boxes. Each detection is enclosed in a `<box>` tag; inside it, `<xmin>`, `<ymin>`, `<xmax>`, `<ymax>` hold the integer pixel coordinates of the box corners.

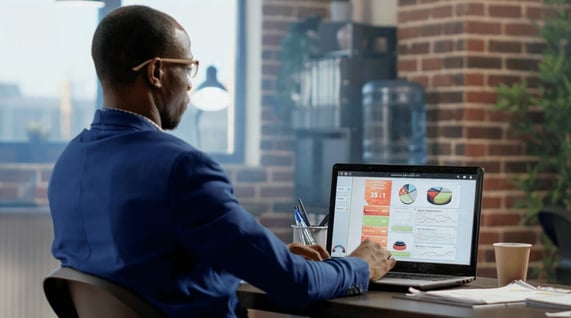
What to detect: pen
<box><xmin>318</xmin><ymin>214</ymin><xmax>329</xmax><ymax>226</ymax></box>
<box><xmin>294</xmin><ymin>207</ymin><xmax>316</xmax><ymax>245</ymax></box>
<box><xmin>297</xmin><ymin>198</ymin><xmax>312</xmax><ymax>226</ymax></box>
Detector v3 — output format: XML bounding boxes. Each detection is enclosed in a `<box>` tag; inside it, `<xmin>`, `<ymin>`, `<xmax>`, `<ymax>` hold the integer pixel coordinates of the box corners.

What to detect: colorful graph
<box><xmin>427</xmin><ymin>186</ymin><xmax>453</xmax><ymax>205</ymax></box>
<box><xmin>398</xmin><ymin>184</ymin><xmax>417</xmax><ymax>205</ymax></box>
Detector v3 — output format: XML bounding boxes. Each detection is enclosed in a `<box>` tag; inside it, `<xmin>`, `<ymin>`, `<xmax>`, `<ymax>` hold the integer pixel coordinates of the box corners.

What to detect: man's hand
<box><xmin>288</xmin><ymin>242</ymin><xmax>330</xmax><ymax>261</ymax></box>
<box><xmin>348</xmin><ymin>239</ymin><xmax>396</xmax><ymax>281</ymax></box>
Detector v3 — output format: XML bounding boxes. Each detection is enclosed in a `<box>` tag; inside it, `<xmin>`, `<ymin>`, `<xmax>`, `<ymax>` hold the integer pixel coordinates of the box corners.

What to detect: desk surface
<box><xmin>237</xmin><ymin>277</ymin><xmax>564</xmax><ymax>318</ymax></box>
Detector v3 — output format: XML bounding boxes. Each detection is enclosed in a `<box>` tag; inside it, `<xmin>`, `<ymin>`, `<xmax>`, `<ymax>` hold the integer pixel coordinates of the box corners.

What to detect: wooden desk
<box><xmin>237</xmin><ymin>277</ymin><xmax>562</xmax><ymax>318</ymax></box>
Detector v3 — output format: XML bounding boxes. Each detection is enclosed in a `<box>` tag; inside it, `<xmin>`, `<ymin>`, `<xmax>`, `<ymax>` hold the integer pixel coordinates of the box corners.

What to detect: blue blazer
<box><xmin>48</xmin><ymin>109</ymin><xmax>369</xmax><ymax>317</ymax></box>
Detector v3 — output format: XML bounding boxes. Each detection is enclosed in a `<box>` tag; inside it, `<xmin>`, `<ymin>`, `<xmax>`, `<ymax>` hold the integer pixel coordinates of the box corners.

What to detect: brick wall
<box><xmin>397</xmin><ymin>0</ymin><xmax>545</xmax><ymax>277</ymax></box>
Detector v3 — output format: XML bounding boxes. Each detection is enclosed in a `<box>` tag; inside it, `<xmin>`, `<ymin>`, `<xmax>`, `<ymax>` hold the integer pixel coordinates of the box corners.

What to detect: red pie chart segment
<box><xmin>427</xmin><ymin>186</ymin><xmax>452</xmax><ymax>205</ymax></box>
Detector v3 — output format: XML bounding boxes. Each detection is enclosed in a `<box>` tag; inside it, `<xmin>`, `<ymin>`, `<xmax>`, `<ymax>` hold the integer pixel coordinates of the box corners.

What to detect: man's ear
<box><xmin>146</xmin><ymin>58</ymin><xmax>163</xmax><ymax>88</ymax></box>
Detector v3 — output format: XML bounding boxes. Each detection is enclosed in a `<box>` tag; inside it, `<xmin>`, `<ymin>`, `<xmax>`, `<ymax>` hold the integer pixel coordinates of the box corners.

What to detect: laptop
<box><xmin>326</xmin><ymin>163</ymin><xmax>484</xmax><ymax>290</ymax></box>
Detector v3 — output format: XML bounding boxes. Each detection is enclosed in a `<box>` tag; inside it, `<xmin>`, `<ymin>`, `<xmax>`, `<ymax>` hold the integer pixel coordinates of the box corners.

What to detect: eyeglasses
<box><xmin>132</xmin><ymin>57</ymin><xmax>200</xmax><ymax>78</ymax></box>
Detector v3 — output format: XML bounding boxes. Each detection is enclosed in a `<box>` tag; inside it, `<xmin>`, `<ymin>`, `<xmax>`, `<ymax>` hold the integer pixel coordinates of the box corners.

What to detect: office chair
<box><xmin>43</xmin><ymin>267</ymin><xmax>164</xmax><ymax>318</ymax></box>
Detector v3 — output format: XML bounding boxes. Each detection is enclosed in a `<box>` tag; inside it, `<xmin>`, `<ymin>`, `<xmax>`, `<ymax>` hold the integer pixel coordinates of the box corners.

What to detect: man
<box><xmin>48</xmin><ymin>5</ymin><xmax>396</xmax><ymax>317</ymax></box>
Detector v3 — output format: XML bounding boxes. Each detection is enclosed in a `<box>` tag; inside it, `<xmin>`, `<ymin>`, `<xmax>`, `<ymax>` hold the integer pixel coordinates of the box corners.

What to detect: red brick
<box><xmin>506</xmin><ymin>58</ymin><xmax>540</xmax><ymax>71</ymax></box>
<box><xmin>456</xmin><ymin>3</ymin><xmax>484</xmax><ymax>16</ymax></box>
<box><xmin>435</xmin><ymin>108</ymin><xmax>464</xmax><ymax>121</ymax></box>
<box><xmin>410</xmin><ymin>75</ymin><xmax>429</xmax><ymax>87</ymax></box>
<box><xmin>466</xmin><ymin>91</ymin><xmax>498</xmax><ymax>103</ymax></box>
<box><xmin>399</xmin><ymin>0</ymin><xmax>418</xmax><ymax>6</ymax></box>
<box><xmin>397</xmin><ymin>59</ymin><xmax>417</xmax><ymax>72</ymax></box>
<box><xmin>262</xmin><ymin>20</ymin><xmax>292</xmax><ymax>32</ymax></box>
<box><xmin>263</xmin><ymin>4</ymin><xmax>294</xmax><ymax>16</ymax></box>
<box><xmin>488</xmin><ymin>74</ymin><xmax>523</xmax><ymax>87</ymax></box>
<box><xmin>466</xmin><ymin>56</ymin><xmax>502</xmax><ymax>70</ymax></box>
<box><xmin>489</xmin><ymin>40</ymin><xmax>522</xmax><ymax>53</ymax></box>
<box><xmin>501</xmin><ymin>228</ymin><xmax>538</xmax><ymax>244</ymax></box>
<box><xmin>234</xmin><ymin>185</ymin><xmax>256</xmax><ymax>198</ymax></box>
<box><xmin>410</xmin><ymin>42</ymin><xmax>430</xmax><ymax>54</ymax></box>
<box><xmin>430</xmin><ymin>142</ymin><xmax>452</xmax><ymax>155</ymax></box>
<box><xmin>433</xmin><ymin>40</ymin><xmax>454</xmax><ymax>53</ymax></box>
<box><xmin>420</xmin><ymin>24</ymin><xmax>442</xmax><ymax>37</ymax></box>
<box><xmin>479</xmin><ymin>229</ymin><xmax>501</xmax><ymax>245</ymax></box>
<box><xmin>259</xmin><ymin>185</ymin><xmax>293</xmax><ymax>198</ymax></box>
<box><xmin>436</xmin><ymin>125</ymin><xmax>463</xmax><ymax>138</ymax></box>
<box><xmin>408</xmin><ymin>9</ymin><xmax>430</xmax><ymax>22</ymax></box>
<box><xmin>465</xmin><ymin>39</ymin><xmax>485</xmax><ymax>52</ymax></box>
<box><xmin>398</xmin><ymin>11</ymin><xmax>409</xmax><ymax>23</ymax></box>
<box><xmin>482</xmin><ymin>196</ymin><xmax>502</xmax><ymax>209</ymax></box>
<box><xmin>484</xmin><ymin>177</ymin><xmax>516</xmax><ymax>191</ymax></box>
<box><xmin>426</xmin><ymin>91</ymin><xmax>463</xmax><ymax>104</ymax></box>
<box><xmin>489</xmin><ymin>143</ymin><xmax>524</xmax><ymax>156</ymax></box>
<box><xmin>464</xmin><ymin>73</ymin><xmax>484</xmax><ymax>86</ymax></box>
<box><xmin>525</xmin><ymin>6</ymin><xmax>542</xmax><ymax>19</ymax></box>
<box><xmin>432</xmin><ymin>74</ymin><xmax>463</xmax><ymax>87</ymax></box>
<box><xmin>432</xmin><ymin>5</ymin><xmax>453</xmax><ymax>18</ymax></box>
<box><xmin>421</xmin><ymin>57</ymin><xmax>442</xmax><ymax>71</ymax></box>
<box><xmin>398</xmin><ymin>26</ymin><xmax>420</xmax><ymax>40</ymax></box>
<box><xmin>482</xmin><ymin>213</ymin><xmax>522</xmax><ymax>226</ymax></box>
<box><xmin>465</xmin><ymin>21</ymin><xmax>502</xmax><ymax>35</ymax></box>
<box><xmin>489</xmin><ymin>4</ymin><xmax>522</xmax><ymax>18</ymax></box>
<box><xmin>466</xmin><ymin>126</ymin><xmax>502</xmax><ymax>139</ymax></box>
<box><xmin>504</xmin><ymin>161</ymin><xmax>531</xmax><ymax>174</ymax></box>
<box><xmin>443</xmin><ymin>56</ymin><xmax>464</xmax><ymax>69</ymax></box>
<box><xmin>465</xmin><ymin>143</ymin><xmax>487</xmax><ymax>157</ymax></box>
<box><xmin>464</xmin><ymin>107</ymin><xmax>486</xmax><ymax>120</ymax></box>
<box><xmin>443</xmin><ymin>21</ymin><xmax>464</xmax><ymax>35</ymax></box>
<box><xmin>505</xmin><ymin>23</ymin><xmax>540</xmax><ymax>37</ymax></box>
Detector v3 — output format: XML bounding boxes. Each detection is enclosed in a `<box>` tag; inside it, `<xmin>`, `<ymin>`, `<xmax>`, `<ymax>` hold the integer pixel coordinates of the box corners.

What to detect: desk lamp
<box><xmin>190</xmin><ymin>65</ymin><xmax>230</xmax><ymax>147</ymax></box>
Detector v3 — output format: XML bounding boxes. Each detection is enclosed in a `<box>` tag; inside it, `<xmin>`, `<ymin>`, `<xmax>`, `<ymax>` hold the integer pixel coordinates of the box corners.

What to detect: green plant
<box><xmin>274</xmin><ymin>15</ymin><xmax>322</xmax><ymax>122</ymax></box>
<box><xmin>496</xmin><ymin>0</ymin><xmax>571</xmax><ymax>281</ymax></box>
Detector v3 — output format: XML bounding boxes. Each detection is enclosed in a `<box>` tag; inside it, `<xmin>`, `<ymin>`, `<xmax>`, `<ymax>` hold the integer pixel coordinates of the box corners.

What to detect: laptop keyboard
<box><xmin>384</xmin><ymin>272</ymin><xmax>454</xmax><ymax>281</ymax></box>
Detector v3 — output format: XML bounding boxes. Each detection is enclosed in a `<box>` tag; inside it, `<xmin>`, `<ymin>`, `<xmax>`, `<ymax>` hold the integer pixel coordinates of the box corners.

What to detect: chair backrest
<box><xmin>43</xmin><ymin>267</ymin><xmax>164</xmax><ymax>318</ymax></box>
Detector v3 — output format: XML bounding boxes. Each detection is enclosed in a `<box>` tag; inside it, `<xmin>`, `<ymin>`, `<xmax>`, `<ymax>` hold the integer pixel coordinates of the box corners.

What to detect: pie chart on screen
<box><xmin>427</xmin><ymin>186</ymin><xmax>452</xmax><ymax>205</ymax></box>
<box><xmin>399</xmin><ymin>184</ymin><xmax>417</xmax><ymax>205</ymax></box>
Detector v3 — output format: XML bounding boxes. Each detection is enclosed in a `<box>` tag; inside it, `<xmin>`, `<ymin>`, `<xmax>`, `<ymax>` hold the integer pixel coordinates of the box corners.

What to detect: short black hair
<box><xmin>91</xmin><ymin>5</ymin><xmax>179</xmax><ymax>84</ymax></box>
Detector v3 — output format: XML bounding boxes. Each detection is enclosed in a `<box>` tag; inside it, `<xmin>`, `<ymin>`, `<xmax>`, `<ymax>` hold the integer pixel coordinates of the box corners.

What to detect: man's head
<box><xmin>91</xmin><ymin>5</ymin><xmax>197</xmax><ymax>130</ymax></box>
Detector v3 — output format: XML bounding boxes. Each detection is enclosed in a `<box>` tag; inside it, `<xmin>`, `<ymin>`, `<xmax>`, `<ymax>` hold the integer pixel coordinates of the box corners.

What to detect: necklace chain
<box><xmin>102</xmin><ymin>107</ymin><xmax>163</xmax><ymax>131</ymax></box>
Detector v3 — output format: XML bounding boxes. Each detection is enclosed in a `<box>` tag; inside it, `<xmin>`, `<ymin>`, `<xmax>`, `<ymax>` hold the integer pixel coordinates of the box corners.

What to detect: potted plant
<box><xmin>495</xmin><ymin>0</ymin><xmax>571</xmax><ymax>283</ymax></box>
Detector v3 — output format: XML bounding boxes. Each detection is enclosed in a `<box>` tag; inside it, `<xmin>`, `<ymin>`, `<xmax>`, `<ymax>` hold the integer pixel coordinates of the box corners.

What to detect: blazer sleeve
<box><xmin>168</xmin><ymin>151</ymin><xmax>370</xmax><ymax>308</ymax></box>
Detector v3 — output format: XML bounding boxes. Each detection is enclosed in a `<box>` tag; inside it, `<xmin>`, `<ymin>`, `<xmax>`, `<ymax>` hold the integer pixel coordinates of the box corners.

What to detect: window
<box><xmin>0</xmin><ymin>0</ymin><xmax>245</xmax><ymax>163</ymax></box>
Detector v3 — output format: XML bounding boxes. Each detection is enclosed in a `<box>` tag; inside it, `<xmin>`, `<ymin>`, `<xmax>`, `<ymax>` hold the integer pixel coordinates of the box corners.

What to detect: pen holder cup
<box><xmin>291</xmin><ymin>225</ymin><xmax>328</xmax><ymax>246</ymax></box>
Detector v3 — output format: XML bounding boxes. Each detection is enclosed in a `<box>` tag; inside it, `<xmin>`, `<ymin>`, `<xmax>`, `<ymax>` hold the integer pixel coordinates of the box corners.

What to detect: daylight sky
<box><xmin>0</xmin><ymin>0</ymin><xmax>235</xmax><ymax>98</ymax></box>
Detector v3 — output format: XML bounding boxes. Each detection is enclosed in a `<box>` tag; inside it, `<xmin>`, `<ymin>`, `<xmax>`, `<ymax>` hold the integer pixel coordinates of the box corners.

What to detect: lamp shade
<box><xmin>55</xmin><ymin>0</ymin><xmax>105</xmax><ymax>8</ymax></box>
<box><xmin>190</xmin><ymin>66</ymin><xmax>230</xmax><ymax>112</ymax></box>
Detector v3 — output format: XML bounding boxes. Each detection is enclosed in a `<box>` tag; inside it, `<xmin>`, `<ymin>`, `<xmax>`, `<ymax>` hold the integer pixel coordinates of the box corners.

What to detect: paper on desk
<box><xmin>406</xmin><ymin>280</ymin><xmax>565</xmax><ymax>306</ymax></box>
<box><xmin>527</xmin><ymin>292</ymin><xmax>571</xmax><ymax>311</ymax></box>
<box><xmin>546</xmin><ymin>311</ymin><xmax>571</xmax><ymax>317</ymax></box>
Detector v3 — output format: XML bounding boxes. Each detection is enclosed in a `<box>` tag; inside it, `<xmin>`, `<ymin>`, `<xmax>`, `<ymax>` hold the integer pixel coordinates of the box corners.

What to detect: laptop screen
<box><xmin>326</xmin><ymin>164</ymin><xmax>484</xmax><ymax>276</ymax></box>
